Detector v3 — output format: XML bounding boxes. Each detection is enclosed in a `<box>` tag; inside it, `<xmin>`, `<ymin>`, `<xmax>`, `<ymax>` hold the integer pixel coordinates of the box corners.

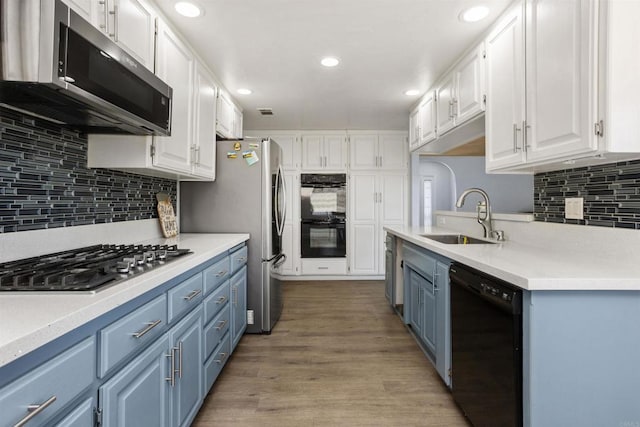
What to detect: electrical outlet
<box><xmin>438</xmin><ymin>217</ymin><xmax>446</xmax><ymax>225</ymax></box>
<box><xmin>247</xmin><ymin>310</ymin><xmax>254</xmax><ymax>325</ymax></box>
<box><xmin>565</xmin><ymin>197</ymin><xmax>584</xmax><ymax>220</ymax></box>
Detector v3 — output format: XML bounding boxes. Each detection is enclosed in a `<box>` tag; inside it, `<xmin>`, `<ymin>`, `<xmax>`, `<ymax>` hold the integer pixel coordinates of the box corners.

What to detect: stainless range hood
<box><xmin>0</xmin><ymin>0</ymin><xmax>172</xmax><ymax>136</ymax></box>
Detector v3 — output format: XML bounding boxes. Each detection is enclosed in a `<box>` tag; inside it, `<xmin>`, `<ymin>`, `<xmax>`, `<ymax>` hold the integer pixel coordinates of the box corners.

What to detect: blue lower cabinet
<box><xmin>53</xmin><ymin>397</ymin><xmax>94</xmax><ymax>427</ymax></box>
<box><xmin>99</xmin><ymin>335</ymin><xmax>171</xmax><ymax>427</ymax></box>
<box><xmin>230</xmin><ymin>266</ymin><xmax>247</xmax><ymax>350</ymax></box>
<box><xmin>169</xmin><ymin>307</ymin><xmax>203</xmax><ymax>427</ymax></box>
<box><xmin>203</xmin><ymin>332</ymin><xmax>231</xmax><ymax>393</ymax></box>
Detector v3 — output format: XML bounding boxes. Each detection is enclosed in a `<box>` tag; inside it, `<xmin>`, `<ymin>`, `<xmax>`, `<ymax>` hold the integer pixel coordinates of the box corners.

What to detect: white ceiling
<box><xmin>153</xmin><ymin>0</ymin><xmax>512</xmax><ymax>131</ymax></box>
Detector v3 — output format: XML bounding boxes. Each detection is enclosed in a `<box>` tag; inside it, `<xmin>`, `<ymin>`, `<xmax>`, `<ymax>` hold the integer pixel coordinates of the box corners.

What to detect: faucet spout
<box><xmin>455</xmin><ymin>188</ymin><xmax>495</xmax><ymax>239</ymax></box>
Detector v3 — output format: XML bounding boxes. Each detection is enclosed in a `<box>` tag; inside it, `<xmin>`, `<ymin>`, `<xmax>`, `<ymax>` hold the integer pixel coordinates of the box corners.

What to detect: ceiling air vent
<box><xmin>257</xmin><ymin>108</ymin><xmax>274</xmax><ymax>116</ymax></box>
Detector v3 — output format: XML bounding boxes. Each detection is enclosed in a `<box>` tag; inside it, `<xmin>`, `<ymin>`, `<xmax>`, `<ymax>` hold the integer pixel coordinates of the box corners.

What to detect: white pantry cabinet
<box><xmin>301</xmin><ymin>133</ymin><xmax>348</xmax><ymax>171</ymax></box>
<box><xmin>349</xmin><ymin>172</ymin><xmax>406</xmax><ymax>275</ymax></box>
<box><xmin>349</xmin><ymin>132</ymin><xmax>407</xmax><ymax>171</ymax></box>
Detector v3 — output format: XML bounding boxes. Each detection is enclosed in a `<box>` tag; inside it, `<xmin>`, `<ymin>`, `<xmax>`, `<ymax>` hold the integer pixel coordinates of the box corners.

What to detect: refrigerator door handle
<box><xmin>278</xmin><ymin>165</ymin><xmax>287</xmax><ymax>236</ymax></box>
<box><xmin>263</xmin><ymin>253</ymin><xmax>280</xmax><ymax>263</ymax></box>
<box><xmin>274</xmin><ymin>167</ymin><xmax>282</xmax><ymax>235</ymax></box>
<box><xmin>273</xmin><ymin>253</ymin><xmax>287</xmax><ymax>268</ymax></box>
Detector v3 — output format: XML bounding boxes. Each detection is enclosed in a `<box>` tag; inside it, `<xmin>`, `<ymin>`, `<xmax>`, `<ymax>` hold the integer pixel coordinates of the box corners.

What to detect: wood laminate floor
<box><xmin>193</xmin><ymin>280</ymin><xmax>470</xmax><ymax>427</ymax></box>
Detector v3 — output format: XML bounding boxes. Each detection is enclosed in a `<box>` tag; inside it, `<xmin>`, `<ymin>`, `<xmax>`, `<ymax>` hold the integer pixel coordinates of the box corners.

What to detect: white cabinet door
<box><xmin>455</xmin><ymin>44</ymin><xmax>485</xmax><ymax>125</ymax></box>
<box><xmin>350</xmin><ymin>223</ymin><xmax>378</xmax><ymax>275</ymax></box>
<box><xmin>112</xmin><ymin>0</ymin><xmax>156</xmax><ymax>71</ymax></box>
<box><xmin>524</xmin><ymin>0</ymin><xmax>597</xmax><ymax>162</ymax></box>
<box><xmin>378</xmin><ymin>134</ymin><xmax>407</xmax><ymax>170</ymax></box>
<box><xmin>349</xmin><ymin>134</ymin><xmax>378</xmax><ymax>170</ymax></box>
<box><xmin>269</xmin><ymin>134</ymin><xmax>299</xmax><ymax>170</ymax></box>
<box><xmin>350</xmin><ymin>174</ymin><xmax>377</xmax><ymax>223</ymax></box>
<box><xmin>379</xmin><ymin>174</ymin><xmax>405</xmax><ymax>224</ymax></box>
<box><xmin>62</xmin><ymin>0</ymin><xmax>98</xmax><ymax>26</ymax></box>
<box><xmin>301</xmin><ymin>135</ymin><xmax>324</xmax><ymax>169</ymax></box>
<box><xmin>216</xmin><ymin>90</ymin><xmax>234</xmax><ymax>139</ymax></box>
<box><xmin>485</xmin><ymin>4</ymin><xmax>527</xmax><ymax>170</ymax></box>
<box><xmin>324</xmin><ymin>135</ymin><xmax>347</xmax><ymax>170</ymax></box>
<box><xmin>153</xmin><ymin>20</ymin><xmax>194</xmax><ymax>174</ymax></box>
<box><xmin>419</xmin><ymin>92</ymin><xmax>437</xmax><ymax>145</ymax></box>
<box><xmin>436</xmin><ymin>74</ymin><xmax>456</xmax><ymax>135</ymax></box>
<box><xmin>232</xmin><ymin>105</ymin><xmax>243</xmax><ymax>139</ymax></box>
<box><xmin>192</xmin><ymin>63</ymin><xmax>217</xmax><ymax>179</ymax></box>
<box><xmin>409</xmin><ymin>106</ymin><xmax>421</xmax><ymax>150</ymax></box>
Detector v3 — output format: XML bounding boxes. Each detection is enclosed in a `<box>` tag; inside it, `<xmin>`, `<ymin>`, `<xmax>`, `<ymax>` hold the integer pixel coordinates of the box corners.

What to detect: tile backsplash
<box><xmin>0</xmin><ymin>107</ymin><xmax>176</xmax><ymax>233</ymax></box>
<box><xmin>534</xmin><ymin>159</ymin><xmax>640</xmax><ymax>229</ymax></box>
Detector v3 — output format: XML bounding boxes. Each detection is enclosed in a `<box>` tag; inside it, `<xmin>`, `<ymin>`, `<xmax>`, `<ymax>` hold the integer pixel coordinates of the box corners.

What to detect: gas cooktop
<box><xmin>0</xmin><ymin>244</ymin><xmax>192</xmax><ymax>292</ymax></box>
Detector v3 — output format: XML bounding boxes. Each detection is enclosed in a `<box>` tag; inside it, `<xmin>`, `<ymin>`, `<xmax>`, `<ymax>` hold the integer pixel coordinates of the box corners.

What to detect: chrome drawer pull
<box><xmin>14</xmin><ymin>395</ymin><xmax>57</xmax><ymax>427</ymax></box>
<box><xmin>183</xmin><ymin>289</ymin><xmax>202</xmax><ymax>301</ymax></box>
<box><xmin>215</xmin><ymin>270</ymin><xmax>227</xmax><ymax>277</ymax></box>
<box><xmin>216</xmin><ymin>296</ymin><xmax>227</xmax><ymax>304</ymax></box>
<box><xmin>132</xmin><ymin>319</ymin><xmax>162</xmax><ymax>339</ymax></box>
<box><xmin>215</xmin><ymin>319</ymin><xmax>228</xmax><ymax>331</ymax></box>
<box><xmin>215</xmin><ymin>352</ymin><xmax>228</xmax><ymax>364</ymax></box>
<box><xmin>165</xmin><ymin>348</ymin><xmax>175</xmax><ymax>386</ymax></box>
<box><xmin>237</xmin><ymin>257</ymin><xmax>246</xmax><ymax>262</ymax></box>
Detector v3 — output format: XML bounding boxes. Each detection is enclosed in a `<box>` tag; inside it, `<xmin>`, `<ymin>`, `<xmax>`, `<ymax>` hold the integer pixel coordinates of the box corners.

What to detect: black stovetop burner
<box><xmin>0</xmin><ymin>244</ymin><xmax>192</xmax><ymax>292</ymax></box>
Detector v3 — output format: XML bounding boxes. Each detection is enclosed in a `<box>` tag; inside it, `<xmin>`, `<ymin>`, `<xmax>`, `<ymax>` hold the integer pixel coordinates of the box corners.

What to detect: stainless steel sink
<box><xmin>420</xmin><ymin>234</ymin><xmax>496</xmax><ymax>244</ymax></box>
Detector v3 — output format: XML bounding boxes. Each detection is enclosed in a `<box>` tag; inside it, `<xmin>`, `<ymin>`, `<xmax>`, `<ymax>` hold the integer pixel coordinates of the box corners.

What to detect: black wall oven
<box><xmin>300</xmin><ymin>174</ymin><xmax>346</xmax><ymax>258</ymax></box>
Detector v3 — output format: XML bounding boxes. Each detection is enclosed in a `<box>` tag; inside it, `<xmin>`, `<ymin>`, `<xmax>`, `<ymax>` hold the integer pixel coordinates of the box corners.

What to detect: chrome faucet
<box><xmin>455</xmin><ymin>188</ymin><xmax>503</xmax><ymax>240</ymax></box>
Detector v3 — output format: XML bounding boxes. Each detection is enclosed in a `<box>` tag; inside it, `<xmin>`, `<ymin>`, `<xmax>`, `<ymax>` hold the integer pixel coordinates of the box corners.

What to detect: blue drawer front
<box><xmin>229</xmin><ymin>246</ymin><xmax>247</xmax><ymax>274</ymax></box>
<box><xmin>203</xmin><ymin>281</ymin><xmax>230</xmax><ymax>325</ymax></box>
<box><xmin>403</xmin><ymin>243</ymin><xmax>436</xmax><ymax>281</ymax></box>
<box><xmin>168</xmin><ymin>273</ymin><xmax>203</xmax><ymax>323</ymax></box>
<box><xmin>98</xmin><ymin>294</ymin><xmax>167</xmax><ymax>378</ymax></box>
<box><xmin>203</xmin><ymin>256</ymin><xmax>230</xmax><ymax>295</ymax></box>
<box><xmin>203</xmin><ymin>332</ymin><xmax>231</xmax><ymax>394</ymax></box>
<box><xmin>204</xmin><ymin>305</ymin><xmax>231</xmax><ymax>360</ymax></box>
<box><xmin>0</xmin><ymin>337</ymin><xmax>95</xmax><ymax>427</ymax></box>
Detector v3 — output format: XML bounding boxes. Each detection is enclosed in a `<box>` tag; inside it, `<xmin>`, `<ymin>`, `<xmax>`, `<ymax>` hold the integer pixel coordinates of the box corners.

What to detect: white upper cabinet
<box><xmin>349</xmin><ymin>133</ymin><xmax>407</xmax><ymax>171</ymax></box>
<box><xmin>301</xmin><ymin>134</ymin><xmax>347</xmax><ymax>171</ymax></box>
<box><xmin>409</xmin><ymin>107</ymin><xmax>421</xmax><ymax>150</ymax></box>
<box><xmin>270</xmin><ymin>134</ymin><xmax>300</xmax><ymax>170</ymax></box>
<box><xmin>191</xmin><ymin>63</ymin><xmax>217</xmax><ymax>179</ymax></box>
<box><xmin>66</xmin><ymin>0</ymin><xmax>156</xmax><ymax>71</ymax></box>
<box><xmin>153</xmin><ymin>19</ymin><xmax>194</xmax><ymax>174</ymax></box>
<box><xmin>215</xmin><ymin>89</ymin><xmax>243</xmax><ymax>139</ymax></box>
<box><xmin>436</xmin><ymin>74</ymin><xmax>456</xmax><ymax>136</ymax></box>
<box><xmin>455</xmin><ymin>43</ymin><xmax>485</xmax><ymax>125</ymax></box>
<box><xmin>418</xmin><ymin>91</ymin><xmax>437</xmax><ymax>145</ymax></box>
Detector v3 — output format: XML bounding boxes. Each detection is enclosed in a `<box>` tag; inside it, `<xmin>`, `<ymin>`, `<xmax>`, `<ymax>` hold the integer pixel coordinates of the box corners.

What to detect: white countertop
<box><xmin>385</xmin><ymin>224</ymin><xmax>640</xmax><ymax>291</ymax></box>
<box><xmin>0</xmin><ymin>233</ymin><xmax>249</xmax><ymax>368</ymax></box>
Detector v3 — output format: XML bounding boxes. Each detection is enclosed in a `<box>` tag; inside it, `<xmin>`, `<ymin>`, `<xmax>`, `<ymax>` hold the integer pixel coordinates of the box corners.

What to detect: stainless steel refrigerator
<box><xmin>180</xmin><ymin>138</ymin><xmax>286</xmax><ymax>334</ymax></box>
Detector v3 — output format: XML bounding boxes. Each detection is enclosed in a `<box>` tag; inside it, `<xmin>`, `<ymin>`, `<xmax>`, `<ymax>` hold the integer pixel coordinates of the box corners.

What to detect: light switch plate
<box><xmin>565</xmin><ymin>197</ymin><xmax>584</xmax><ymax>220</ymax></box>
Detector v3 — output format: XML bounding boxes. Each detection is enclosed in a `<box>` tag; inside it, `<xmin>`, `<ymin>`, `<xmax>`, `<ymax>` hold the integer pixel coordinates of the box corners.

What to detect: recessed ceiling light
<box><xmin>459</xmin><ymin>6</ymin><xmax>490</xmax><ymax>23</ymax></box>
<box><xmin>237</xmin><ymin>88</ymin><xmax>252</xmax><ymax>95</ymax></box>
<box><xmin>404</xmin><ymin>89</ymin><xmax>420</xmax><ymax>96</ymax></box>
<box><xmin>321</xmin><ymin>57</ymin><xmax>340</xmax><ymax>67</ymax></box>
<box><xmin>175</xmin><ymin>1</ymin><xmax>201</xmax><ymax>18</ymax></box>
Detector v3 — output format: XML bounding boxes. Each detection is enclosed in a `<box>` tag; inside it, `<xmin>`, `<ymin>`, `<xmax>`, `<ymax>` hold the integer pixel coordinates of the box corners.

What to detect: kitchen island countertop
<box><xmin>0</xmin><ymin>233</ymin><xmax>249</xmax><ymax>368</ymax></box>
<box><xmin>385</xmin><ymin>224</ymin><xmax>640</xmax><ymax>291</ymax></box>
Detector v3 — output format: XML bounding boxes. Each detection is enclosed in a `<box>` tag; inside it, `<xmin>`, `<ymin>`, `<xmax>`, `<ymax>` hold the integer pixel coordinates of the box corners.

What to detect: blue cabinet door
<box><xmin>385</xmin><ymin>249</ymin><xmax>393</xmax><ymax>305</ymax></box>
<box><xmin>422</xmin><ymin>273</ymin><xmax>437</xmax><ymax>356</ymax></box>
<box><xmin>435</xmin><ymin>261</ymin><xmax>451</xmax><ymax>386</ymax></box>
<box><xmin>230</xmin><ymin>266</ymin><xmax>247</xmax><ymax>350</ymax></box>
<box><xmin>99</xmin><ymin>335</ymin><xmax>170</xmax><ymax>427</ymax></box>
<box><xmin>409</xmin><ymin>269</ymin><xmax>424</xmax><ymax>337</ymax></box>
<box><xmin>168</xmin><ymin>307</ymin><xmax>203</xmax><ymax>427</ymax></box>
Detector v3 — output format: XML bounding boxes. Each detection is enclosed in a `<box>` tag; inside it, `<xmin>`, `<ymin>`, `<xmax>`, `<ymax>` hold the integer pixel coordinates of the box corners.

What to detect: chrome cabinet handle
<box><xmin>109</xmin><ymin>4</ymin><xmax>118</xmax><ymax>41</ymax></box>
<box><xmin>449</xmin><ymin>100</ymin><xmax>454</xmax><ymax>120</ymax></box>
<box><xmin>196</xmin><ymin>146</ymin><xmax>201</xmax><ymax>165</ymax></box>
<box><xmin>237</xmin><ymin>256</ymin><xmax>247</xmax><ymax>263</ymax></box>
<box><xmin>523</xmin><ymin>120</ymin><xmax>530</xmax><ymax>153</ymax></box>
<box><xmin>132</xmin><ymin>319</ymin><xmax>162</xmax><ymax>339</ymax></box>
<box><xmin>452</xmin><ymin>98</ymin><xmax>458</xmax><ymax>118</ymax></box>
<box><xmin>183</xmin><ymin>289</ymin><xmax>202</xmax><ymax>301</ymax></box>
<box><xmin>165</xmin><ymin>349</ymin><xmax>175</xmax><ymax>386</ymax></box>
<box><xmin>513</xmin><ymin>123</ymin><xmax>522</xmax><ymax>152</ymax></box>
<box><xmin>215</xmin><ymin>352</ymin><xmax>228</xmax><ymax>364</ymax></box>
<box><xmin>216</xmin><ymin>296</ymin><xmax>227</xmax><ymax>305</ymax></box>
<box><xmin>319</xmin><ymin>155</ymin><xmax>323</xmax><ymax>167</ymax></box>
<box><xmin>379</xmin><ymin>192</ymin><xmax>382</xmax><ymax>204</ymax></box>
<box><xmin>215</xmin><ymin>270</ymin><xmax>227</xmax><ymax>277</ymax></box>
<box><xmin>177</xmin><ymin>341</ymin><xmax>183</xmax><ymax>379</ymax></box>
<box><xmin>14</xmin><ymin>396</ymin><xmax>57</xmax><ymax>427</ymax></box>
<box><xmin>215</xmin><ymin>319</ymin><xmax>228</xmax><ymax>331</ymax></box>
<box><xmin>99</xmin><ymin>0</ymin><xmax>109</xmax><ymax>33</ymax></box>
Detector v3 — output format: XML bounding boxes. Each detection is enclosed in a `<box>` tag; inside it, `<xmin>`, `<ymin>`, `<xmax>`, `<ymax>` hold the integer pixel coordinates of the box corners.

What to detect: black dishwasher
<box><xmin>449</xmin><ymin>263</ymin><xmax>523</xmax><ymax>427</ymax></box>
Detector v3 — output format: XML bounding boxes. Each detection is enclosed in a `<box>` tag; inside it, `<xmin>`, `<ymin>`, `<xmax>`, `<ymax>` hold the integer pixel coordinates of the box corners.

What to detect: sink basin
<box><xmin>420</xmin><ymin>234</ymin><xmax>496</xmax><ymax>245</ymax></box>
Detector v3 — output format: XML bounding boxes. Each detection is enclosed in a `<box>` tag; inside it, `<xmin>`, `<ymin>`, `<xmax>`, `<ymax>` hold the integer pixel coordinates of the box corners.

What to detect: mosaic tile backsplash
<box><xmin>0</xmin><ymin>107</ymin><xmax>177</xmax><ymax>233</ymax></box>
<box><xmin>534</xmin><ymin>159</ymin><xmax>640</xmax><ymax>229</ymax></box>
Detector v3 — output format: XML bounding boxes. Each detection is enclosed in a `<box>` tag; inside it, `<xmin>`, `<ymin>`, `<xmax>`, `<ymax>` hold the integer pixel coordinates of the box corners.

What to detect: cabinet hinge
<box><xmin>150</xmin><ymin>143</ymin><xmax>156</xmax><ymax>158</ymax></box>
<box><xmin>448</xmin><ymin>368</ymin><xmax>452</xmax><ymax>378</ymax></box>
<box><xmin>94</xmin><ymin>408</ymin><xmax>103</xmax><ymax>427</ymax></box>
<box><xmin>482</xmin><ymin>50</ymin><xmax>486</xmax><ymax>59</ymax></box>
<box><xmin>594</xmin><ymin>120</ymin><xmax>604</xmax><ymax>137</ymax></box>
<box><xmin>483</xmin><ymin>94</ymin><xmax>487</xmax><ymax>106</ymax></box>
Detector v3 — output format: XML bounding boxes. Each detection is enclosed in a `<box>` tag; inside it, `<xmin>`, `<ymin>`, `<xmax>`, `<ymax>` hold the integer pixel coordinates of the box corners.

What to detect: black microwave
<box><xmin>0</xmin><ymin>0</ymin><xmax>172</xmax><ymax>135</ymax></box>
